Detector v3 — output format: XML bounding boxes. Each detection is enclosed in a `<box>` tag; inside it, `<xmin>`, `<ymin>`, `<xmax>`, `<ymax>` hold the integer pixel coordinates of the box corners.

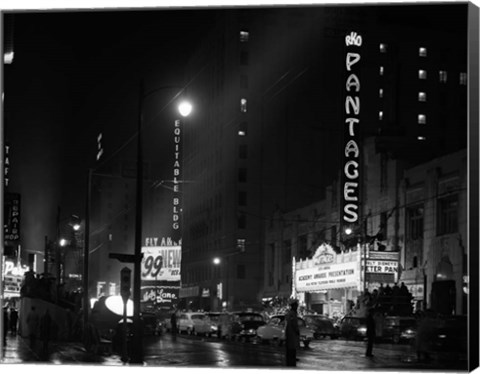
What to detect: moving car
<box><xmin>339</xmin><ymin>316</ymin><xmax>367</xmax><ymax>340</ymax></box>
<box><xmin>225</xmin><ymin>312</ymin><xmax>266</xmax><ymax>342</ymax></box>
<box><xmin>303</xmin><ymin>314</ymin><xmax>339</xmax><ymax>340</ymax></box>
<box><xmin>382</xmin><ymin>316</ymin><xmax>417</xmax><ymax>343</ymax></box>
<box><xmin>256</xmin><ymin>315</ymin><xmax>314</xmax><ymax>348</ymax></box>
<box><xmin>206</xmin><ymin>312</ymin><xmax>233</xmax><ymax>337</ymax></box>
<box><xmin>177</xmin><ymin>312</ymin><xmax>213</xmax><ymax>336</ymax></box>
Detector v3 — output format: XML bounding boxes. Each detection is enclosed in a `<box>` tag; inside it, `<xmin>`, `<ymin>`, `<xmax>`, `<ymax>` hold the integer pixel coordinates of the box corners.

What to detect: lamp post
<box><xmin>131</xmin><ymin>81</ymin><xmax>192</xmax><ymax>364</ymax></box>
<box><xmin>212</xmin><ymin>257</ymin><xmax>226</xmax><ymax>310</ymax></box>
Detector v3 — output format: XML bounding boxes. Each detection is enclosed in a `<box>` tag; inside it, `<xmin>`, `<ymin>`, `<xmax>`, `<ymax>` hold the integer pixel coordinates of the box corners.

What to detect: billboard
<box><xmin>141</xmin><ymin>246</ymin><xmax>181</xmax><ymax>282</ymax></box>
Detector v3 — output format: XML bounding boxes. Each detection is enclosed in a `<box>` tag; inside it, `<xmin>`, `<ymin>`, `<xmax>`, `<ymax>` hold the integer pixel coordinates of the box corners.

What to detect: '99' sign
<box><xmin>142</xmin><ymin>255</ymin><xmax>163</xmax><ymax>278</ymax></box>
<box><xmin>141</xmin><ymin>247</ymin><xmax>182</xmax><ymax>281</ymax></box>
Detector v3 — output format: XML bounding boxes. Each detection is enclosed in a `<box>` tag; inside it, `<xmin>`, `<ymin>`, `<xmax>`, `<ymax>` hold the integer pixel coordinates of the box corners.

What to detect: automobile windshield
<box><xmin>399</xmin><ymin>320</ymin><xmax>417</xmax><ymax>328</ymax></box>
<box><xmin>239</xmin><ymin>314</ymin><xmax>263</xmax><ymax>322</ymax></box>
<box><xmin>192</xmin><ymin>314</ymin><xmax>206</xmax><ymax>320</ymax></box>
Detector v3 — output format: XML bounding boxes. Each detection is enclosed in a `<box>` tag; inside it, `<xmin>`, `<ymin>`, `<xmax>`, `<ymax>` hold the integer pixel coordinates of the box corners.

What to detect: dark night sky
<box><xmin>4</xmin><ymin>7</ymin><xmax>220</xmax><ymax>251</ymax></box>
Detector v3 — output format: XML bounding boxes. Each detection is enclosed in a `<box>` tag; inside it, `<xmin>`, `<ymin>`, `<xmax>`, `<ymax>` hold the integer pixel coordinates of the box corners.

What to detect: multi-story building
<box><xmin>177</xmin><ymin>4</ymin><xmax>468</xmax><ymax>311</ymax></box>
<box><xmin>265</xmin><ymin>138</ymin><xmax>467</xmax><ymax>316</ymax></box>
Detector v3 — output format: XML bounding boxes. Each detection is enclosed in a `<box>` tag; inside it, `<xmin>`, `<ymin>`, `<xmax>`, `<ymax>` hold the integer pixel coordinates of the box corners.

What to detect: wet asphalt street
<box><xmin>1</xmin><ymin>331</ymin><xmax>468</xmax><ymax>371</ymax></box>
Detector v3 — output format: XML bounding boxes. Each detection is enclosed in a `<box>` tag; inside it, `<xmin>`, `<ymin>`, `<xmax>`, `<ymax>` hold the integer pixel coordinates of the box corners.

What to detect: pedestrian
<box><xmin>285</xmin><ymin>299</ymin><xmax>300</xmax><ymax>367</ymax></box>
<box><xmin>365</xmin><ymin>308</ymin><xmax>375</xmax><ymax>357</ymax></box>
<box><xmin>170</xmin><ymin>309</ymin><xmax>178</xmax><ymax>335</ymax></box>
<box><xmin>26</xmin><ymin>306</ymin><xmax>39</xmax><ymax>349</ymax></box>
<box><xmin>9</xmin><ymin>307</ymin><xmax>18</xmax><ymax>335</ymax></box>
<box><xmin>3</xmin><ymin>307</ymin><xmax>8</xmax><ymax>345</ymax></box>
<box><xmin>40</xmin><ymin>309</ymin><xmax>52</xmax><ymax>356</ymax></box>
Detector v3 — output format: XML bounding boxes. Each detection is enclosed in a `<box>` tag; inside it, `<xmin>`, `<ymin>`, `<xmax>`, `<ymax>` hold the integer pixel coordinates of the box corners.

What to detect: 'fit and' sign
<box><xmin>342</xmin><ymin>31</ymin><xmax>362</xmax><ymax>226</ymax></box>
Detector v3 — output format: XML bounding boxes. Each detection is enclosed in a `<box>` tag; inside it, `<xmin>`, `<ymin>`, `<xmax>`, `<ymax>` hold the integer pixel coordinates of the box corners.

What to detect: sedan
<box><xmin>177</xmin><ymin>312</ymin><xmax>213</xmax><ymax>336</ymax></box>
<box><xmin>226</xmin><ymin>312</ymin><xmax>266</xmax><ymax>342</ymax></box>
<box><xmin>256</xmin><ymin>315</ymin><xmax>314</xmax><ymax>348</ymax></box>
<box><xmin>303</xmin><ymin>314</ymin><xmax>339</xmax><ymax>340</ymax></box>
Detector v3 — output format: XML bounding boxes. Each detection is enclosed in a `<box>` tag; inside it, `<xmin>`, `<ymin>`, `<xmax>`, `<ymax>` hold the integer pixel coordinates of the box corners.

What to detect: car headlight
<box><xmin>211</xmin><ymin>325</ymin><xmax>218</xmax><ymax>331</ymax></box>
<box><xmin>357</xmin><ymin>327</ymin><xmax>367</xmax><ymax>334</ymax></box>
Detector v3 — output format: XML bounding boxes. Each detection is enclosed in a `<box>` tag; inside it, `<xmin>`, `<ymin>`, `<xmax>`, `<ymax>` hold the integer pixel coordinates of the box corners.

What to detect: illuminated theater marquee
<box><xmin>343</xmin><ymin>31</ymin><xmax>362</xmax><ymax>225</ymax></box>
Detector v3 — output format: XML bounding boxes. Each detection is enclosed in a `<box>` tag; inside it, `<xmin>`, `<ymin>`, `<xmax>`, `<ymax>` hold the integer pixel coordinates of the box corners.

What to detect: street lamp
<box><xmin>131</xmin><ymin>81</ymin><xmax>192</xmax><ymax>364</ymax></box>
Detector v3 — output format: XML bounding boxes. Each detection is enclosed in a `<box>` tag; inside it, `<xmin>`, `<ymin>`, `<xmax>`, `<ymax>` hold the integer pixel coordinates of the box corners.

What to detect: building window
<box><xmin>406</xmin><ymin>205</ymin><xmax>424</xmax><ymax>240</ymax></box>
<box><xmin>283</xmin><ymin>239</ymin><xmax>292</xmax><ymax>263</ymax></box>
<box><xmin>379</xmin><ymin>88</ymin><xmax>384</xmax><ymax>98</ymax></box>
<box><xmin>240</xmin><ymin>74</ymin><xmax>248</xmax><ymax>89</ymax></box>
<box><xmin>237</xmin><ymin>238</ymin><xmax>246</xmax><ymax>252</ymax></box>
<box><xmin>459</xmin><ymin>72</ymin><xmax>467</xmax><ymax>85</ymax></box>
<box><xmin>418</xmin><ymin>70</ymin><xmax>427</xmax><ymax>79</ymax></box>
<box><xmin>379</xmin><ymin>43</ymin><xmax>387</xmax><ymax>53</ymax></box>
<box><xmin>379</xmin><ymin>212</ymin><xmax>388</xmax><ymax>241</ymax></box>
<box><xmin>418</xmin><ymin>92</ymin><xmax>427</xmax><ymax>102</ymax></box>
<box><xmin>297</xmin><ymin>235</ymin><xmax>308</xmax><ymax>260</ymax></box>
<box><xmin>238</xmin><ymin>121</ymin><xmax>247</xmax><ymax>136</ymax></box>
<box><xmin>331</xmin><ymin>225</ymin><xmax>337</xmax><ymax>247</ymax></box>
<box><xmin>240</xmin><ymin>51</ymin><xmax>249</xmax><ymax>65</ymax></box>
<box><xmin>240</xmin><ymin>30</ymin><xmax>249</xmax><ymax>42</ymax></box>
<box><xmin>418</xmin><ymin>114</ymin><xmax>426</xmax><ymax>124</ymax></box>
<box><xmin>239</xmin><ymin>144</ymin><xmax>247</xmax><ymax>159</ymax></box>
<box><xmin>238</xmin><ymin>191</ymin><xmax>247</xmax><ymax>206</ymax></box>
<box><xmin>380</xmin><ymin>153</ymin><xmax>388</xmax><ymax>193</ymax></box>
<box><xmin>237</xmin><ymin>264</ymin><xmax>246</xmax><ymax>279</ymax></box>
<box><xmin>419</xmin><ymin>47</ymin><xmax>427</xmax><ymax>57</ymax></box>
<box><xmin>379</xmin><ymin>66</ymin><xmax>384</xmax><ymax>76</ymax></box>
<box><xmin>379</xmin><ymin>111</ymin><xmax>384</xmax><ymax>120</ymax></box>
<box><xmin>437</xmin><ymin>195</ymin><xmax>458</xmax><ymax>235</ymax></box>
<box><xmin>238</xmin><ymin>213</ymin><xmax>246</xmax><ymax>229</ymax></box>
<box><xmin>439</xmin><ymin>70</ymin><xmax>447</xmax><ymax>83</ymax></box>
<box><xmin>238</xmin><ymin>168</ymin><xmax>247</xmax><ymax>182</ymax></box>
<box><xmin>240</xmin><ymin>98</ymin><xmax>247</xmax><ymax>112</ymax></box>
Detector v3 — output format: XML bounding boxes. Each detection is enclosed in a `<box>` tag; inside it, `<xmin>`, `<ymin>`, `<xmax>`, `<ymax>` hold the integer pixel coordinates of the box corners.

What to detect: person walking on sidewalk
<box><xmin>40</xmin><ymin>310</ymin><xmax>52</xmax><ymax>356</ymax></box>
<box><xmin>10</xmin><ymin>307</ymin><xmax>18</xmax><ymax>336</ymax></box>
<box><xmin>365</xmin><ymin>308</ymin><xmax>376</xmax><ymax>357</ymax></box>
<box><xmin>3</xmin><ymin>307</ymin><xmax>8</xmax><ymax>345</ymax></box>
<box><xmin>26</xmin><ymin>306</ymin><xmax>39</xmax><ymax>349</ymax></box>
<box><xmin>285</xmin><ymin>299</ymin><xmax>300</xmax><ymax>367</ymax></box>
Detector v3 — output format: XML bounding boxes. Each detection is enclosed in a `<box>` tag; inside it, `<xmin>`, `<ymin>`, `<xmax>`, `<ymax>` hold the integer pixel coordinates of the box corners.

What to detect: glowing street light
<box><xmin>178</xmin><ymin>101</ymin><xmax>193</xmax><ymax>117</ymax></box>
<box><xmin>213</xmin><ymin>257</ymin><xmax>221</xmax><ymax>265</ymax></box>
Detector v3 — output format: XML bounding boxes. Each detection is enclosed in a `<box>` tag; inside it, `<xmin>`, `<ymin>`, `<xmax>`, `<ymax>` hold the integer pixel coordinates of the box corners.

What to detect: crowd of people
<box><xmin>354</xmin><ymin>282</ymin><xmax>414</xmax><ymax>316</ymax></box>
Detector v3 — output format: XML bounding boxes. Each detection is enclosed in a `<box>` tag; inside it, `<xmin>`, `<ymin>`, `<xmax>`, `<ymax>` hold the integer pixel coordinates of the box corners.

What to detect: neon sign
<box><xmin>173</xmin><ymin>120</ymin><xmax>182</xmax><ymax>231</ymax></box>
<box><xmin>342</xmin><ymin>31</ymin><xmax>362</xmax><ymax>226</ymax></box>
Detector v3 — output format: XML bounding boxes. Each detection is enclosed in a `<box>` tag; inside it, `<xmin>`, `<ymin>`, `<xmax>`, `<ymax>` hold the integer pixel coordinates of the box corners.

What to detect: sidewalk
<box><xmin>1</xmin><ymin>334</ymin><xmax>110</xmax><ymax>365</ymax></box>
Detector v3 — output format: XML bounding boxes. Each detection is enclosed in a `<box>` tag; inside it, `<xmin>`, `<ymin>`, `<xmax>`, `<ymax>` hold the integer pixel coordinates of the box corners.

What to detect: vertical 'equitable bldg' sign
<box><xmin>173</xmin><ymin>120</ymin><xmax>182</xmax><ymax>232</ymax></box>
<box><xmin>342</xmin><ymin>32</ymin><xmax>362</xmax><ymax>227</ymax></box>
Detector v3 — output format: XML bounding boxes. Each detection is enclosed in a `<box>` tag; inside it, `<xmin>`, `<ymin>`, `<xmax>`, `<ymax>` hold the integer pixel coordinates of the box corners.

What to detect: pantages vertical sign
<box><xmin>342</xmin><ymin>31</ymin><xmax>362</xmax><ymax>228</ymax></box>
<box><xmin>173</xmin><ymin>119</ymin><xmax>182</xmax><ymax>234</ymax></box>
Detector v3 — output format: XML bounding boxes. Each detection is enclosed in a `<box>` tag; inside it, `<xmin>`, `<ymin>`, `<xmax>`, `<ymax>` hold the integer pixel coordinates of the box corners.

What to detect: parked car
<box><xmin>142</xmin><ymin>312</ymin><xmax>161</xmax><ymax>335</ymax></box>
<box><xmin>339</xmin><ymin>316</ymin><xmax>367</xmax><ymax>341</ymax></box>
<box><xmin>177</xmin><ymin>312</ymin><xmax>213</xmax><ymax>336</ymax></box>
<box><xmin>303</xmin><ymin>314</ymin><xmax>339</xmax><ymax>340</ymax></box>
<box><xmin>382</xmin><ymin>316</ymin><xmax>417</xmax><ymax>344</ymax></box>
<box><xmin>256</xmin><ymin>315</ymin><xmax>314</xmax><ymax>348</ymax></box>
<box><xmin>205</xmin><ymin>312</ymin><xmax>221</xmax><ymax>337</ymax></box>
<box><xmin>225</xmin><ymin>312</ymin><xmax>266</xmax><ymax>342</ymax></box>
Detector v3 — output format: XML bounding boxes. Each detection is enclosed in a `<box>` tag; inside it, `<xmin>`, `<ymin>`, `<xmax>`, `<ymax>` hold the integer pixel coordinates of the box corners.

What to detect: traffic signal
<box><xmin>120</xmin><ymin>267</ymin><xmax>131</xmax><ymax>301</ymax></box>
